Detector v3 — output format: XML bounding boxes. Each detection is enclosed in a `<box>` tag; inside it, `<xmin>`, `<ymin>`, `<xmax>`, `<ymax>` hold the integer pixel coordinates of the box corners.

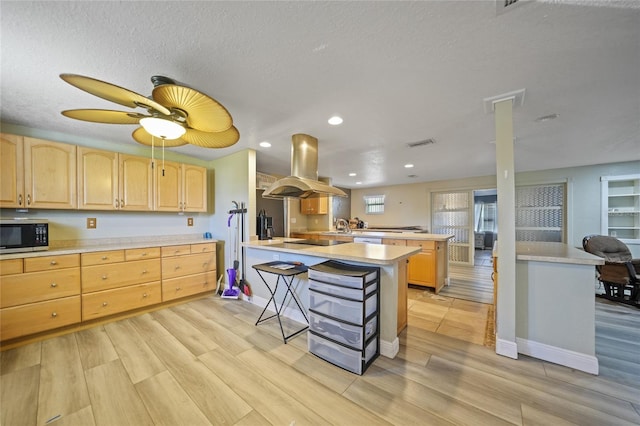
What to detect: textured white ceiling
<box><xmin>1</xmin><ymin>1</ymin><xmax>638</xmax><ymax>188</ymax></box>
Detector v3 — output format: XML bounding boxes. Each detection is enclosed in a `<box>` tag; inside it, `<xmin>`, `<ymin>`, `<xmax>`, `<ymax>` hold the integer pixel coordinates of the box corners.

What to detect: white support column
<box><xmin>494</xmin><ymin>98</ymin><xmax>518</xmax><ymax>359</ymax></box>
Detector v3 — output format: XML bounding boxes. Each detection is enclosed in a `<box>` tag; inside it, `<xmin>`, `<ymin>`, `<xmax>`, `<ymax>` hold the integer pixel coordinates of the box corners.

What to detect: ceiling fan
<box><xmin>60</xmin><ymin>73</ymin><xmax>239</xmax><ymax>148</ymax></box>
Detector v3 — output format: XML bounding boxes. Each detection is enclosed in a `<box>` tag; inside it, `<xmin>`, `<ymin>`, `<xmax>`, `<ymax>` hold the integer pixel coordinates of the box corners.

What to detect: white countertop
<box><xmin>302</xmin><ymin>231</ymin><xmax>454</xmax><ymax>241</ymax></box>
<box><xmin>0</xmin><ymin>235</ymin><xmax>217</xmax><ymax>260</ymax></box>
<box><xmin>243</xmin><ymin>238</ymin><xmax>421</xmax><ymax>265</ymax></box>
<box><xmin>494</xmin><ymin>242</ymin><xmax>604</xmax><ymax>266</ymax></box>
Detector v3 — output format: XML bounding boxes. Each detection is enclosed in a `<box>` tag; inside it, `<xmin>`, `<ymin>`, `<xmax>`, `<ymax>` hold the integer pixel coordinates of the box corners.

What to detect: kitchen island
<box><xmin>242</xmin><ymin>239</ymin><xmax>420</xmax><ymax>358</ymax></box>
<box><xmin>291</xmin><ymin>231</ymin><xmax>454</xmax><ymax>293</ymax></box>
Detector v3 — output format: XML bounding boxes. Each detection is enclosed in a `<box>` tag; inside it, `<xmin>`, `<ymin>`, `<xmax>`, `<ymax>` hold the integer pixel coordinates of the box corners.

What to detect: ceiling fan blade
<box><xmin>152</xmin><ymin>85</ymin><xmax>232</xmax><ymax>133</ymax></box>
<box><xmin>132</xmin><ymin>127</ymin><xmax>188</xmax><ymax>147</ymax></box>
<box><xmin>60</xmin><ymin>74</ymin><xmax>171</xmax><ymax>115</ymax></box>
<box><xmin>182</xmin><ymin>126</ymin><xmax>240</xmax><ymax>148</ymax></box>
<box><xmin>62</xmin><ymin>109</ymin><xmax>146</xmax><ymax>124</ymax></box>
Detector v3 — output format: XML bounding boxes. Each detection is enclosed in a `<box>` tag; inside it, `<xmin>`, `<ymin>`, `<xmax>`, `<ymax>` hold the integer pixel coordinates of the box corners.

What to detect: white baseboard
<box><xmin>379</xmin><ymin>338</ymin><xmax>399</xmax><ymax>359</ymax></box>
<box><xmin>496</xmin><ymin>336</ymin><xmax>518</xmax><ymax>359</ymax></box>
<box><xmin>516</xmin><ymin>337</ymin><xmax>599</xmax><ymax>375</ymax></box>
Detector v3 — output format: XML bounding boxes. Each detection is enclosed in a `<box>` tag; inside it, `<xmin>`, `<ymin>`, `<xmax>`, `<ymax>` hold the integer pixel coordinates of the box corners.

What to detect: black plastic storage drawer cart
<box><xmin>308</xmin><ymin>260</ymin><xmax>380</xmax><ymax>375</ymax></box>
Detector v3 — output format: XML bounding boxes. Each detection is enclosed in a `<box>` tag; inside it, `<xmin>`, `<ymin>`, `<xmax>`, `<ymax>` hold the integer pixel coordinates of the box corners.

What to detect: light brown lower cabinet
<box><xmin>407</xmin><ymin>240</ymin><xmax>447</xmax><ymax>294</ymax></box>
<box><xmin>0</xmin><ymin>254</ymin><xmax>81</xmax><ymax>341</ymax></box>
<box><xmin>0</xmin><ymin>243</ymin><xmax>218</xmax><ymax>343</ymax></box>
<box><xmin>161</xmin><ymin>243</ymin><xmax>217</xmax><ymax>301</ymax></box>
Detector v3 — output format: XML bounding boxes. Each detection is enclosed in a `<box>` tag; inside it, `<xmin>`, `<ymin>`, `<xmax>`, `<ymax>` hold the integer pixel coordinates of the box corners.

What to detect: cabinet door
<box><xmin>300</xmin><ymin>197</ymin><xmax>328</xmax><ymax>214</ymax></box>
<box><xmin>120</xmin><ymin>154</ymin><xmax>153</xmax><ymax>211</ymax></box>
<box><xmin>407</xmin><ymin>251</ymin><xmax>435</xmax><ymax>286</ymax></box>
<box><xmin>182</xmin><ymin>164</ymin><xmax>207</xmax><ymax>212</ymax></box>
<box><xmin>0</xmin><ymin>134</ymin><xmax>24</xmax><ymax>208</ymax></box>
<box><xmin>23</xmin><ymin>137</ymin><xmax>77</xmax><ymax>209</ymax></box>
<box><xmin>77</xmin><ymin>147</ymin><xmax>119</xmax><ymax>210</ymax></box>
<box><xmin>154</xmin><ymin>160</ymin><xmax>181</xmax><ymax>211</ymax></box>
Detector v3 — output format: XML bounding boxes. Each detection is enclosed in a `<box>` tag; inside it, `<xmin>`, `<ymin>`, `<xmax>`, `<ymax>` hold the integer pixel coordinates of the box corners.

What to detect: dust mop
<box><xmin>222</xmin><ymin>207</ymin><xmax>241</xmax><ymax>299</ymax></box>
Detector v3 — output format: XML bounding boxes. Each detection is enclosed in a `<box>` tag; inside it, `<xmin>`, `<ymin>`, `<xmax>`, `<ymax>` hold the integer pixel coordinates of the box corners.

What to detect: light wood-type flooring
<box><xmin>2</xmin><ymin>291</ymin><xmax>639</xmax><ymax>425</ymax></box>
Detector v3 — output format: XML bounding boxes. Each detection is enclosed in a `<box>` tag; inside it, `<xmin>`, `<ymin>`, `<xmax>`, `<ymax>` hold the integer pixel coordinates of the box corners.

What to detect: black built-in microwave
<box><xmin>0</xmin><ymin>219</ymin><xmax>49</xmax><ymax>253</ymax></box>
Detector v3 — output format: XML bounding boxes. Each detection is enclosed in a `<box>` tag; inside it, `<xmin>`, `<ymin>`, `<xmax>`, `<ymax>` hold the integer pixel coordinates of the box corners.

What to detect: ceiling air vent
<box><xmin>496</xmin><ymin>0</ymin><xmax>529</xmax><ymax>15</ymax></box>
<box><xmin>407</xmin><ymin>138</ymin><xmax>435</xmax><ymax>148</ymax></box>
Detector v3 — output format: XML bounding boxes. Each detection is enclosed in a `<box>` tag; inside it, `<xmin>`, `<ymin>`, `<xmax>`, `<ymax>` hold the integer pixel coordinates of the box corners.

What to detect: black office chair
<box><xmin>583</xmin><ymin>235</ymin><xmax>640</xmax><ymax>308</ymax></box>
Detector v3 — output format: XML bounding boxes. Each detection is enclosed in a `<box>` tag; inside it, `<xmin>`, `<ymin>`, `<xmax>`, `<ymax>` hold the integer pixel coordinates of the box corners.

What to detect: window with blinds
<box><xmin>364</xmin><ymin>195</ymin><xmax>385</xmax><ymax>214</ymax></box>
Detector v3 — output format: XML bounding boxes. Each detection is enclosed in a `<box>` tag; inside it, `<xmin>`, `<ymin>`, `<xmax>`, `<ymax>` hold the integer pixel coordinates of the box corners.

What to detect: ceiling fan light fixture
<box><xmin>140</xmin><ymin>117</ymin><xmax>186</xmax><ymax>140</ymax></box>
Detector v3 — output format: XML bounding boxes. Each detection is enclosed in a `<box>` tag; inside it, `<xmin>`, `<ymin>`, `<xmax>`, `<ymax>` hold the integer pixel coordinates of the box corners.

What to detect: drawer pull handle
<box><xmin>142</xmin><ymin>293</ymin><xmax>148</xmax><ymax>298</ymax></box>
<box><xmin>27</xmin><ymin>194</ymin><xmax>31</xmax><ymax>205</ymax></box>
<box><xmin>142</xmin><ymin>270</ymin><xmax>148</xmax><ymax>274</ymax></box>
<box><xmin>50</xmin><ymin>283</ymin><xmax>57</xmax><ymax>288</ymax></box>
<box><xmin>120</xmin><ymin>199</ymin><xmax>124</xmax><ymax>207</ymax></box>
<box><xmin>102</xmin><ymin>275</ymin><xmax>108</xmax><ymax>280</ymax></box>
<box><xmin>175</xmin><ymin>266</ymin><xmax>181</xmax><ymax>270</ymax></box>
<box><xmin>115</xmin><ymin>198</ymin><xmax>119</xmax><ymax>208</ymax></box>
<box><xmin>101</xmin><ymin>256</ymin><xmax>107</xmax><ymax>260</ymax></box>
<box><xmin>141</xmin><ymin>252</ymin><xmax>147</xmax><ymax>256</ymax></box>
<box><xmin>18</xmin><ymin>194</ymin><xmax>22</xmax><ymax>205</ymax></box>
<box><xmin>50</xmin><ymin>260</ymin><xmax>57</xmax><ymax>265</ymax></box>
<box><xmin>202</xmin><ymin>262</ymin><xmax>208</xmax><ymax>268</ymax></box>
<box><xmin>51</xmin><ymin>312</ymin><xmax>57</xmax><ymax>318</ymax></box>
<box><xmin>176</xmin><ymin>287</ymin><xmax>181</xmax><ymax>291</ymax></box>
<box><xmin>102</xmin><ymin>302</ymin><xmax>108</xmax><ymax>307</ymax></box>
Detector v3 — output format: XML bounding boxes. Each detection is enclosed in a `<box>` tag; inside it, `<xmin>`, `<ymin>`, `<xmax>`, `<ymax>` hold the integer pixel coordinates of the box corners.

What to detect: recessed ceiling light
<box><xmin>349</xmin><ymin>172</ymin><xmax>357</xmax><ymax>177</ymax></box>
<box><xmin>404</xmin><ymin>164</ymin><xmax>414</xmax><ymax>168</ymax></box>
<box><xmin>259</xmin><ymin>141</ymin><xmax>271</xmax><ymax>148</ymax></box>
<box><xmin>328</xmin><ymin>116</ymin><xmax>343</xmax><ymax>125</ymax></box>
<box><xmin>355</xmin><ymin>181</ymin><xmax>362</xmax><ymax>185</ymax></box>
<box><xmin>535</xmin><ymin>113</ymin><xmax>559</xmax><ymax>123</ymax></box>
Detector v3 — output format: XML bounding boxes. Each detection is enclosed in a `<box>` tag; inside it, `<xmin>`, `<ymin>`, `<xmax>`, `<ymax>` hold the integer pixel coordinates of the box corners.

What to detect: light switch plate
<box><xmin>187</xmin><ymin>217</ymin><xmax>194</xmax><ymax>226</ymax></box>
<box><xmin>87</xmin><ymin>218</ymin><xmax>97</xmax><ymax>229</ymax></box>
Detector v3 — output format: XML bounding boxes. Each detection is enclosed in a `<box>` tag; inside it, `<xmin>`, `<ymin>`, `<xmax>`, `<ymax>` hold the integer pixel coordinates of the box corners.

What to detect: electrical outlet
<box><xmin>187</xmin><ymin>217</ymin><xmax>194</xmax><ymax>226</ymax></box>
<box><xmin>87</xmin><ymin>218</ymin><xmax>97</xmax><ymax>229</ymax></box>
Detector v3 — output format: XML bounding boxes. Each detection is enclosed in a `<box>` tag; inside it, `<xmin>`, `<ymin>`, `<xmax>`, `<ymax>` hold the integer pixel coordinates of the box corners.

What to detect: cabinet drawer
<box><xmin>310</xmin><ymin>312</ymin><xmax>377</xmax><ymax>349</ymax></box>
<box><xmin>161</xmin><ymin>252</ymin><xmax>216</xmax><ymax>279</ymax></box>
<box><xmin>308</xmin><ymin>332</ymin><xmax>377</xmax><ymax>375</ymax></box>
<box><xmin>162</xmin><ymin>271</ymin><xmax>217</xmax><ymax>301</ymax></box>
<box><xmin>0</xmin><ymin>295</ymin><xmax>81</xmax><ymax>341</ymax></box>
<box><xmin>1</xmin><ymin>259</ymin><xmax>23</xmax><ymax>275</ymax></box>
<box><xmin>309</xmin><ymin>279</ymin><xmax>377</xmax><ymax>301</ymax></box>
<box><xmin>82</xmin><ymin>258</ymin><xmax>161</xmax><ymax>292</ymax></box>
<box><xmin>382</xmin><ymin>238</ymin><xmax>406</xmax><ymax>246</ymax></box>
<box><xmin>125</xmin><ymin>247</ymin><xmax>160</xmax><ymax>261</ymax></box>
<box><xmin>1</xmin><ymin>268</ymin><xmax>81</xmax><ymax>308</ymax></box>
<box><xmin>190</xmin><ymin>243</ymin><xmax>216</xmax><ymax>254</ymax></box>
<box><xmin>81</xmin><ymin>250</ymin><xmax>125</xmax><ymax>266</ymax></box>
<box><xmin>161</xmin><ymin>245</ymin><xmax>191</xmax><ymax>257</ymax></box>
<box><xmin>309</xmin><ymin>290</ymin><xmax>376</xmax><ymax>325</ymax></box>
<box><xmin>82</xmin><ymin>282</ymin><xmax>161</xmax><ymax>321</ymax></box>
<box><xmin>24</xmin><ymin>254</ymin><xmax>80</xmax><ymax>272</ymax></box>
<box><xmin>406</xmin><ymin>240</ymin><xmax>435</xmax><ymax>251</ymax></box>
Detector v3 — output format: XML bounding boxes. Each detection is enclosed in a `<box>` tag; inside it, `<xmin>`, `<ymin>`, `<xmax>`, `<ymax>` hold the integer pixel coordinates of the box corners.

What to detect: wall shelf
<box><xmin>601</xmin><ymin>174</ymin><xmax>640</xmax><ymax>243</ymax></box>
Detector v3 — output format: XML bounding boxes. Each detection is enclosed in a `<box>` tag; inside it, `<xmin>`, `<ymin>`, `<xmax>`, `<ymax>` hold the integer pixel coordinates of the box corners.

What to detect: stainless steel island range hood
<box><xmin>262</xmin><ymin>133</ymin><xmax>347</xmax><ymax>199</ymax></box>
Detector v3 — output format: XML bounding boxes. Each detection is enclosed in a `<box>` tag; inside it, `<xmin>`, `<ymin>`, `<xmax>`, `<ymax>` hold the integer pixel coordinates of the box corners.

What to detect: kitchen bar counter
<box><xmin>243</xmin><ymin>239</ymin><xmax>420</xmax><ymax>358</ymax></box>
<box><xmin>299</xmin><ymin>230</ymin><xmax>454</xmax><ymax>242</ymax></box>
<box><xmin>494</xmin><ymin>241</ymin><xmax>604</xmax><ymax>374</ymax></box>
<box><xmin>0</xmin><ymin>235</ymin><xmax>217</xmax><ymax>260</ymax></box>
<box><xmin>245</xmin><ymin>238</ymin><xmax>421</xmax><ymax>265</ymax></box>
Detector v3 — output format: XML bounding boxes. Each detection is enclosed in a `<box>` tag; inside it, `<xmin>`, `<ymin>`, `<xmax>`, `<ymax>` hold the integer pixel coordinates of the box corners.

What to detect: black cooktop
<box><xmin>286</xmin><ymin>239</ymin><xmax>348</xmax><ymax>246</ymax></box>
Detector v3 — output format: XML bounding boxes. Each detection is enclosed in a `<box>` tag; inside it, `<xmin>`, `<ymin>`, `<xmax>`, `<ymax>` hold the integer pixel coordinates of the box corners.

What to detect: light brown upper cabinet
<box><xmin>155</xmin><ymin>160</ymin><xmax>207</xmax><ymax>212</ymax></box>
<box><xmin>300</xmin><ymin>196</ymin><xmax>328</xmax><ymax>214</ymax></box>
<box><xmin>1</xmin><ymin>134</ymin><xmax>77</xmax><ymax>209</ymax></box>
<box><xmin>77</xmin><ymin>147</ymin><xmax>154</xmax><ymax>211</ymax></box>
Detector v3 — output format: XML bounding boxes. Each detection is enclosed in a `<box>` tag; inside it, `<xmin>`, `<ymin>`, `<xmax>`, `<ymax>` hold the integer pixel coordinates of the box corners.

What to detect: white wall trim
<box><xmin>379</xmin><ymin>337</ymin><xmax>400</xmax><ymax>359</ymax></box>
<box><xmin>516</xmin><ymin>337</ymin><xmax>599</xmax><ymax>375</ymax></box>
<box><xmin>496</xmin><ymin>336</ymin><xmax>518</xmax><ymax>359</ymax></box>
